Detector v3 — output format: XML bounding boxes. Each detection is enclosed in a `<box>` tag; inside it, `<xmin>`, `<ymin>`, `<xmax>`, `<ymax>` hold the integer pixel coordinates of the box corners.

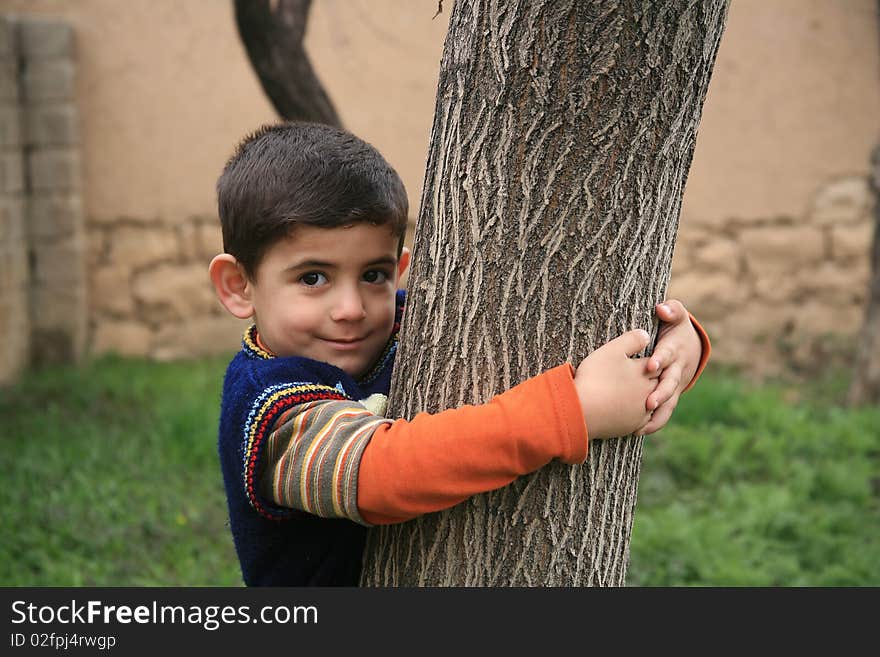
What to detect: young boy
<box><xmin>209</xmin><ymin>122</ymin><xmax>710</xmax><ymax>586</ymax></box>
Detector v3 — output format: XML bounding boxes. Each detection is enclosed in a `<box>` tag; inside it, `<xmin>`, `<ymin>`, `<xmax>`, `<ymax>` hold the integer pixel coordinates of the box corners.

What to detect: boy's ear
<box><xmin>397</xmin><ymin>247</ymin><xmax>411</xmax><ymax>282</ymax></box>
<box><xmin>209</xmin><ymin>254</ymin><xmax>254</xmax><ymax>319</ymax></box>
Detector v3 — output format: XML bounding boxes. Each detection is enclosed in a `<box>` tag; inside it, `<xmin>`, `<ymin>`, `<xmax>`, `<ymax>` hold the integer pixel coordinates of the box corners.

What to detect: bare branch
<box><xmin>234</xmin><ymin>0</ymin><xmax>341</xmax><ymax>126</ymax></box>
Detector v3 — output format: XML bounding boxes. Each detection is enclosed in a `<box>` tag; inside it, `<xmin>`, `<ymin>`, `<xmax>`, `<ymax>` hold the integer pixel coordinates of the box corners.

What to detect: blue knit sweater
<box><xmin>217</xmin><ymin>290</ymin><xmax>405</xmax><ymax>586</ymax></box>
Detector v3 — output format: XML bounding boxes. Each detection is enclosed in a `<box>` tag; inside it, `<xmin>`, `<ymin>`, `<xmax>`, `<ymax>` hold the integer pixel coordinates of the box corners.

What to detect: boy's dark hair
<box><xmin>217</xmin><ymin>122</ymin><xmax>409</xmax><ymax>278</ymax></box>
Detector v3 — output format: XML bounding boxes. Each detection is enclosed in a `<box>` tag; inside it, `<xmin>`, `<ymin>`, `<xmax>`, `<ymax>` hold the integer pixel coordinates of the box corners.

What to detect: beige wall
<box><xmin>306</xmin><ymin>1</ymin><xmax>451</xmax><ymax>215</ymax></box>
<box><xmin>683</xmin><ymin>0</ymin><xmax>880</xmax><ymax>225</ymax></box>
<box><xmin>669</xmin><ymin>0</ymin><xmax>880</xmax><ymax>373</ymax></box>
<box><xmin>2</xmin><ymin>0</ymin><xmax>878</xmax><ymax>375</ymax></box>
<box><xmin>0</xmin><ymin>0</ymin><xmax>449</xmax><ymax>222</ymax></box>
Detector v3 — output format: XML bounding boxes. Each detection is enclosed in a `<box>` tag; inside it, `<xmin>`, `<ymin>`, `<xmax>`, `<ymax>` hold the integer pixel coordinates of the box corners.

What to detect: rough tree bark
<box><xmin>234</xmin><ymin>0</ymin><xmax>341</xmax><ymax>125</ymax></box>
<box><xmin>848</xmin><ymin>0</ymin><xmax>880</xmax><ymax>406</ymax></box>
<box><xmin>849</xmin><ymin>145</ymin><xmax>880</xmax><ymax>406</ymax></box>
<box><xmin>361</xmin><ymin>0</ymin><xmax>729</xmax><ymax>586</ymax></box>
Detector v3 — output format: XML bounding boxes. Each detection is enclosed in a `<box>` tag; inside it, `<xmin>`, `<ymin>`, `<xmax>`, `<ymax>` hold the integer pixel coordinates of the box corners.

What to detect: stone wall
<box><xmin>19</xmin><ymin>18</ymin><xmax>87</xmax><ymax>366</ymax></box>
<box><xmin>87</xmin><ymin>215</ymin><xmax>247</xmax><ymax>361</ymax></box>
<box><xmin>0</xmin><ymin>17</ymin><xmax>28</xmax><ymax>385</ymax></box>
<box><xmin>0</xmin><ymin>16</ymin><xmax>91</xmax><ymax>384</ymax></box>
<box><xmin>85</xmin><ymin>180</ymin><xmax>874</xmax><ymax>378</ymax></box>
<box><xmin>669</xmin><ymin>176</ymin><xmax>874</xmax><ymax>377</ymax></box>
<box><xmin>0</xmin><ymin>15</ymin><xmax>252</xmax><ymax>371</ymax></box>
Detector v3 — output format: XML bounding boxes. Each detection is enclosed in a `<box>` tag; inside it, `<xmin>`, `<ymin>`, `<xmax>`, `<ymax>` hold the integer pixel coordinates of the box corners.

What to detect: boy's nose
<box><xmin>330</xmin><ymin>287</ymin><xmax>367</xmax><ymax>322</ymax></box>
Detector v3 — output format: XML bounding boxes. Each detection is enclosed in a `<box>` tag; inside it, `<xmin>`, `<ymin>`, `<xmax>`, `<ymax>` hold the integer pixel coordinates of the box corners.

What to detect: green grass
<box><xmin>1</xmin><ymin>357</ymin><xmax>877</xmax><ymax>586</ymax></box>
<box><xmin>629</xmin><ymin>366</ymin><xmax>880</xmax><ymax>586</ymax></box>
<box><xmin>0</xmin><ymin>355</ymin><xmax>241</xmax><ymax>586</ymax></box>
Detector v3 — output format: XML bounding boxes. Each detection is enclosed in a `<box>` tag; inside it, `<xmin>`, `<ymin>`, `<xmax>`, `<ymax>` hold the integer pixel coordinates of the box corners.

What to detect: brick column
<box><xmin>20</xmin><ymin>18</ymin><xmax>87</xmax><ymax>366</ymax></box>
<box><xmin>0</xmin><ymin>17</ymin><xmax>29</xmax><ymax>385</ymax></box>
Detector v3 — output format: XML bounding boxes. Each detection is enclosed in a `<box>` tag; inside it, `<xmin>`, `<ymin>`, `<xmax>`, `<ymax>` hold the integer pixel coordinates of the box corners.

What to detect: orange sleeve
<box><xmin>683</xmin><ymin>312</ymin><xmax>712</xmax><ymax>393</ymax></box>
<box><xmin>357</xmin><ymin>363</ymin><xmax>588</xmax><ymax>525</ymax></box>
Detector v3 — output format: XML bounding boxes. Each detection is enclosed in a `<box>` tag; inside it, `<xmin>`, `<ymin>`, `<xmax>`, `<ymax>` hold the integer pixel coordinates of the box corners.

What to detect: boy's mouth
<box><xmin>321</xmin><ymin>335</ymin><xmax>369</xmax><ymax>350</ymax></box>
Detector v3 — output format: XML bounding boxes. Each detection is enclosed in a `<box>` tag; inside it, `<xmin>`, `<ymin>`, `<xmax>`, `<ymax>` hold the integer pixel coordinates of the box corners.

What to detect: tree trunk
<box><xmin>849</xmin><ymin>145</ymin><xmax>880</xmax><ymax>406</ymax></box>
<box><xmin>361</xmin><ymin>0</ymin><xmax>728</xmax><ymax>586</ymax></box>
<box><xmin>234</xmin><ymin>0</ymin><xmax>341</xmax><ymax>126</ymax></box>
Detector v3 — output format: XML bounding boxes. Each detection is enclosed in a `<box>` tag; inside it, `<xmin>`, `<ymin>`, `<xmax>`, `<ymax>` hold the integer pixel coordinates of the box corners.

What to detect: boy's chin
<box><xmin>326</xmin><ymin>355</ymin><xmax>372</xmax><ymax>379</ymax></box>
<box><xmin>319</xmin><ymin>338</ymin><xmax>390</xmax><ymax>379</ymax></box>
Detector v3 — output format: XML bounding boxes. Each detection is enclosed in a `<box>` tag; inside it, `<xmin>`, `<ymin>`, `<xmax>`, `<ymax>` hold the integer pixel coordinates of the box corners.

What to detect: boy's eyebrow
<box><xmin>364</xmin><ymin>256</ymin><xmax>398</xmax><ymax>267</ymax></box>
<box><xmin>286</xmin><ymin>259</ymin><xmax>337</xmax><ymax>270</ymax></box>
<box><xmin>285</xmin><ymin>256</ymin><xmax>397</xmax><ymax>271</ymax></box>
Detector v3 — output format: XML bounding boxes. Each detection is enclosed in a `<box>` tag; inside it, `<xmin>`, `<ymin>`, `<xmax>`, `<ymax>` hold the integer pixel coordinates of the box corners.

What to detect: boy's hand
<box><xmin>639</xmin><ymin>299</ymin><xmax>700</xmax><ymax>435</ymax></box>
<box><xmin>574</xmin><ymin>329</ymin><xmax>659</xmax><ymax>441</ymax></box>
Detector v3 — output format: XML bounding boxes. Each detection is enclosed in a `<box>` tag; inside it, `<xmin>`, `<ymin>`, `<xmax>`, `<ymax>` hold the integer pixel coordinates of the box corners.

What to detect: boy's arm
<box><xmin>258</xmin><ymin>364</ymin><xmax>587</xmax><ymax>526</ymax></box>
<box><xmin>357</xmin><ymin>364</ymin><xmax>586</xmax><ymax>524</ymax></box>
<box><xmin>258</xmin><ymin>399</ymin><xmax>389</xmax><ymax>525</ymax></box>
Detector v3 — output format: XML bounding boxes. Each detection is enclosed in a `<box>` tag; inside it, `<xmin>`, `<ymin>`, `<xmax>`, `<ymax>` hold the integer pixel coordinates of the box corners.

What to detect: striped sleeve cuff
<box><xmin>260</xmin><ymin>399</ymin><xmax>392</xmax><ymax>526</ymax></box>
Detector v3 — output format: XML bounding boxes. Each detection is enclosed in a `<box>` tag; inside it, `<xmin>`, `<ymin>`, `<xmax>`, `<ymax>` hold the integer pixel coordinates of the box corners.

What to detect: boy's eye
<box><xmin>300</xmin><ymin>272</ymin><xmax>327</xmax><ymax>287</ymax></box>
<box><xmin>363</xmin><ymin>270</ymin><xmax>389</xmax><ymax>284</ymax></box>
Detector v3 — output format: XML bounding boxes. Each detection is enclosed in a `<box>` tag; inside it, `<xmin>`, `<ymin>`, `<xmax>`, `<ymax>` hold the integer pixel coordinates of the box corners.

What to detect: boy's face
<box><xmin>247</xmin><ymin>223</ymin><xmax>409</xmax><ymax>378</ymax></box>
